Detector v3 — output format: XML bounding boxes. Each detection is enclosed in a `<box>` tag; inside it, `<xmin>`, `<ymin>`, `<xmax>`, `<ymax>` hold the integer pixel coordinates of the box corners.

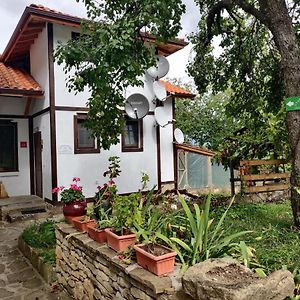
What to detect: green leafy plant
<box><xmin>95</xmin><ymin>207</ymin><xmax>112</xmax><ymax>229</ymax></box>
<box><xmin>22</xmin><ymin>220</ymin><xmax>56</xmax><ymax>265</ymax></box>
<box><xmin>94</xmin><ymin>156</ymin><xmax>121</xmax><ymax>214</ymax></box>
<box><xmin>52</xmin><ymin>177</ymin><xmax>84</xmax><ymax>204</ymax></box>
<box><xmin>133</xmin><ymin>187</ymin><xmax>166</xmax><ymax>244</ymax></box>
<box><xmin>157</xmin><ymin>194</ymin><xmax>252</xmax><ymax>272</ymax></box>
<box><xmin>111</xmin><ymin>193</ymin><xmax>140</xmax><ymax>235</ymax></box>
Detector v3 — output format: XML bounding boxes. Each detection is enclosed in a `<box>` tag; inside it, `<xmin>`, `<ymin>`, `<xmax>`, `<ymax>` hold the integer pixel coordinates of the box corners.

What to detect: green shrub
<box><xmin>22</xmin><ymin>220</ymin><xmax>56</xmax><ymax>265</ymax></box>
<box><xmin>22</xmin><ymin>220</ymin><xmax>56</xmax><ymax>248</ymax></box>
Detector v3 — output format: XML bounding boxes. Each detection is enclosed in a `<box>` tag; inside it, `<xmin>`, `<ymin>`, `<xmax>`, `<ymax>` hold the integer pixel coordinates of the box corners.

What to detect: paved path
<box><xmin>0</xmin><ymin>221</ymin><xmax>71</xmax><ymax>300</ymax></box>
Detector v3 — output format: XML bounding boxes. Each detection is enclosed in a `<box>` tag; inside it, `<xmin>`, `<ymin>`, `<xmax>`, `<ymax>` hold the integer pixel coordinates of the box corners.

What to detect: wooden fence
<box><xmin>239</xmin><ymin>159</ymin><xmax>290</xmax><ymax>194</ymax></box>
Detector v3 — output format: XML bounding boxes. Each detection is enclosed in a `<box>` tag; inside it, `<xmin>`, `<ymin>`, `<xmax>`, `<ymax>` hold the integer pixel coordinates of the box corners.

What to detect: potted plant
<box><xmin>105</xmin><ymin>193</ymin><xmax>139</xmax><ymax>252</ymax></box>
<box><xmin>87</xmin><ymin>207</ymin><xmax>112</xmax><ymax>243</ymax></box>
<box><xmin>72</xmin><ymin>204</ymin><xmax>96</xmax><ymax>232</ymax></box>
<box><xmin>52</xmin><ymin>177</ymin><xmax>87</xmax><ymax>224</ymax></box>
<box><xmin>133</xmin><ymin>191</ymin><xmax>177</xmax><ymax>276</ymax></box>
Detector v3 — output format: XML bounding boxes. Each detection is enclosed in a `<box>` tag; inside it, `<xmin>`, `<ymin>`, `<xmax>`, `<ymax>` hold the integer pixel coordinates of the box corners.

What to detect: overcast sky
<box><xmin>0</xmin><ymin>0</ymin><xmax>200</xmax><ymax>81</ymax></box>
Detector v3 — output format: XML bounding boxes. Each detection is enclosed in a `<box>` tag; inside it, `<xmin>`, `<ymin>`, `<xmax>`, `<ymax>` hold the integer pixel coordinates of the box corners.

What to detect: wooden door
<box><xmin>34</xmin><ymin>131</ymin><xmax>43</xmax><ymax>198</ymax></box>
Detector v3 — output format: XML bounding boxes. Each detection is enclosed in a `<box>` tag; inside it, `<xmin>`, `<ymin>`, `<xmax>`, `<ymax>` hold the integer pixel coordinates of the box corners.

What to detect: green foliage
<box><xmin>96</xmin><ymin>207</ymin><xmax>113</xmax><ymax>229</ymax></box>
<box><xmin>210</xmin><ymin>201</ymin><xmax>300</xmax><ymax>273</ymax></box>
<box><xmin>22</xmin><ymin>220</ymin><xmax>56</xmax><ymax>265</ymax></box>
<box><xmin>111</xmin><ymin>193</ymin><xmax>140</xmax><ymax>234</ymax></box>
<box><xmin>157</xmin><ymin>195</ymin><xmax>251</xmax><ymax>272</ymax></box>
<box><xmin>94</xmin><ymin>156</ymin><xmax>121</xmax><ymax>213</ymax></box>
<box><xmin>22</xmin><ymin>220</ymin><xmax>56</xmax><ymax>249</ymax></box>
<box><xmin>185</xmin><ymin>1</ymin><xmax>290</xmax><ymax>166</ymax></box>
<box><xmin>103</xmin><ymin>156</ymin><xmax>121</xmax><ymax>180</ymax></box>
<box><xmin>176</xmin><ymin>89</ymin><xmax>237</xmax><ymax>151</ymax></box>
<box><xmin>55</xmin><ymin>0</ymin><xmax>185</xmax><ymax>149</ymax></box>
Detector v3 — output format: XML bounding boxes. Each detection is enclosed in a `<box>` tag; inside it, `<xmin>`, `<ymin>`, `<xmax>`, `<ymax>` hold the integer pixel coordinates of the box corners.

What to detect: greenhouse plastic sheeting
<box><xmin>178</xmin><ymin>152</ymin><xmax>230</xmax><ymax>189</ymax></box>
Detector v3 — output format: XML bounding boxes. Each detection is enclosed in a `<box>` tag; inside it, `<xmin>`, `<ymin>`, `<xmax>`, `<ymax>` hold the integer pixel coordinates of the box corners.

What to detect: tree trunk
<box><xmin>261</xmin><ymin>0</ymin><xmax>300</xmax><ymax>226</ymax></box>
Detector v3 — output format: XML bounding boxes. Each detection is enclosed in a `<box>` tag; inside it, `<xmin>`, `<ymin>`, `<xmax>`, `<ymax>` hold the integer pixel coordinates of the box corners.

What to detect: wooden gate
<box><xmin>240</xmin><ymin>159</ymin><xmax>290</xmax><ymax>193</ymax></box>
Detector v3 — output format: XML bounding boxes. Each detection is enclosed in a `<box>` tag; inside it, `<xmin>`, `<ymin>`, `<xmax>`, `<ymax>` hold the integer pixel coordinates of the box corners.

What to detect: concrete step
<box><xmin>0</xmin><ymin>195</ymin><xmax>47</xmax><ymax>222</ymax></box>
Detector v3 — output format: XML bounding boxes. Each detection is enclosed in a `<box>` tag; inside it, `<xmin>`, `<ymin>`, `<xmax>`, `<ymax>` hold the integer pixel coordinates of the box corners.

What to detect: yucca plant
<box><xmin>157</xmin><ymin>194</ymin><xmax>252</xmax><ymax>272</ymax></box>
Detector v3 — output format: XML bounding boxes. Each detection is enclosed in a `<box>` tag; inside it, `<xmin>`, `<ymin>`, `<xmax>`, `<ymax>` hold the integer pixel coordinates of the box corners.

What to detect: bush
<box><xmin>22</xmin><ymin>220</ymin><xmax>56</xmax><ymax>265</ymax></box>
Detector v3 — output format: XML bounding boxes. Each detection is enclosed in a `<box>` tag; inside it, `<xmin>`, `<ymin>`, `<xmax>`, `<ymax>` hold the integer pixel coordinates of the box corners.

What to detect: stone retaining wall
<box><xmin>18</xmin><ymin>236</ymin><xmax>56</xmax><ymax>283</ymax></box>
<box><xmin>56</xmin><ymin>223</ymin><xmax>192</xmax><ymax>300</ymax></box>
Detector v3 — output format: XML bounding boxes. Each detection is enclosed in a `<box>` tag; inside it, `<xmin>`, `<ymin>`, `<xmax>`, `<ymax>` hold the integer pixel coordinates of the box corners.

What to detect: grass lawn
<box><xmin>211</xmin><ymin>200</ymin><xmax>300</xmax><ymax>273</ymax></box>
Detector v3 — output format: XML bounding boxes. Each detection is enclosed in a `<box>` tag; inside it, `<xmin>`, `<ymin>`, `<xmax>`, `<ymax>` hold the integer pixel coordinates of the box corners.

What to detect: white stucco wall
<box><xmin>32</xmin><ymin>112</ymin><xmax>52</xmax><ymax>200</ymax></box>
<box><xmin>30</xmin><ymin>26</ymin><xmax>50</xmax><ymax>114</ymax></box>
<box><xmin>50</xmin><ymin>23</ymin><xmax>175</xmax><ymax>199</ymax></box>
<box><xmin>0</xmin><ymin>97</ymin><xmax>25</xmax><ymax>115</ymax></box>
<box><xmin>53</xmin><ymin>24</ymin><xmax>90</xmax><ymax>107</ymax></box>
<box><xmin>159</xmin><ymin>98</ymin><xmax>175</xmax><ymax>183</ymax></box>
<box><xmin>55</xmin><ymin>110</ymin><xmax>158</xmax><ymax>198</ymax></box>
<box><xmin>0</xmin><ymin>118</ymin><xmax>30</xmax><ymax>196</ymax></box>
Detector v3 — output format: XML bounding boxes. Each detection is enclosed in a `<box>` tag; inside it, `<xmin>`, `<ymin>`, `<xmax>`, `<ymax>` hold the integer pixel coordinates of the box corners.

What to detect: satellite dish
<box><xmin>146</xmin><ymin>55</ymin><xmax>170</xmax><ymax>79</ymax></box>
<box><xmin>174</xmin><ymin>128</ymin><xmax>184</xmax><ymax>144</ymax></box>
<box><xmin>125</xmin><ymin>93</ymin><xmax>149</xmax><ymax>119</ymax></box>
<box><xmin>153</xmin><ymin>81</ymin><xmax>167</xmax><ymax>101</ymax></box>
<box><xmin>154</xmin><ymin>107</ymin><xmax>171</xmax><ymax>127</ymax></box>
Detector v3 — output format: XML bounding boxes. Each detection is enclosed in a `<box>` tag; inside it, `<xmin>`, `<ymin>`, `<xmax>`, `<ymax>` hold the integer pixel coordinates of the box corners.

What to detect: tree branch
<box><xmin>235</xmin><ymin>0</ymin><xmax>268</xmax><ymax>26</ymax></box>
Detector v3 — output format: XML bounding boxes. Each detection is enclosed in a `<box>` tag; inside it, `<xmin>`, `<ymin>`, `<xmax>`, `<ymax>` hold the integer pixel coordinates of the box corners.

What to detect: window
<box><xmin>122</xmin><ymin>117</ymin><xmax>143</xmax><ymax>152</ymax></box>
<box><xmin>0</xmin><ymin>121</ymin><xmax>18</xmax><ymax>172</ymax></box>
<box><xmin>74</xmin><ymin>114</ymin><xmax>100</xmax><ymax>154</ymax></box>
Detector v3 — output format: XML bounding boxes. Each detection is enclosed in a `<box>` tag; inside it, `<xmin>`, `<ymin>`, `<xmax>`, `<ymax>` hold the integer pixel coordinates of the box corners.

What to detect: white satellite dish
<box><xmin>146</xmin><ymin>55</ymin><xmax>170</xmax><ymax>79</ymax></box>
<box><xmin>154</xmin><ymin>107</ymin><xmax>171</xmax><ymax>127</ymax></box>
<box><xmin>153</xmin><ymin>81</ymin><xmax>167</xmax><ymax>101</ymax></box>
<box><xmin>125</xmin><ymin>93</ymin><xmax>149</xmax><ymax>119</ymax></box>
<box><xmin>174</xmin><ymin>128</ymin><xmax>184</xmax><ymax>144</ymax></box>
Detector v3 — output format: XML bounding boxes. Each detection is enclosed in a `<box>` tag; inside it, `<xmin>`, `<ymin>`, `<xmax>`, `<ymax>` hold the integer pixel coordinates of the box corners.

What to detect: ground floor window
<box><xmin>74</xmin><ymin>114</ymin><xmax>100</xmax><ymax>154</ymax></box>
<box><xmin>0</xmin><ymin>121</ymin><xmax>18</xmax><ymax>172</ymax></box>
<box><xmin>122</xmin><ymin>117</ymin><xmax>143</xmax><ymax>152</ymax></box>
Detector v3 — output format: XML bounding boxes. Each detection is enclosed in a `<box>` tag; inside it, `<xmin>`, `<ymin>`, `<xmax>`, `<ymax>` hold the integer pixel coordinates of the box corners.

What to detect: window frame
<box><xmin>73</xmin><ymin>114</ymin><xmax>100</xmax><ymax>154</ymax></box>
<box><xmin>0</xmin><ymin>120</ymin><xmax>18</xmax><ymax>172</ymax></box>
<box><xmin>121</xmin><ymin>117</ymin><xmax>143</xmax><ymax>152</ymax></box>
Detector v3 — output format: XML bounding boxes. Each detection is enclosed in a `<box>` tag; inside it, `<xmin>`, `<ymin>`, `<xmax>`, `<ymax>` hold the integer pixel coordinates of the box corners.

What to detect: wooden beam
<box><xmin>23</xmin><ymin>28</ymin><xmax>43</xmax><ymax>35</ymax></box>
<box><xmin>244</xmin><ymin>184</ymin><xmax>290</xmax><ymax>193</ymax></box>
<box><xmin>241</xmin><ymin>172</ymin><xmax>290</xmax><ymax>181</ymax></box>
<box><xmin>27</xmin><ymin>22</ymin><xmax>46</xmax><ymax>29</ymax></box>
<box><xmin>240</xmin><ymin>159</ymin><xmax>288</xmax><ymax>166</ymax></box>
<box><xmin>18</xmin><ymin>34</ymin><xmax>38</xmax><ymax>42</ymax></box>
<box><xmin>24</xmin><ymin>97</ymin><xmax>32</xmax><ymax>116</ymax></box>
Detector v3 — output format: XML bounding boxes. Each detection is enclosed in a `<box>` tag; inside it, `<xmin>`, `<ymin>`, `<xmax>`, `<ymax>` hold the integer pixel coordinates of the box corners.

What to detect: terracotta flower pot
<box><xmin>105</xmin><ymin>228</ymin><xmax>136</xmax><ymax>252</ymax></box>
<box><xmin>134</xmin><ymin>244</ymin><xmax>177</xmax><ymax>276</ymax></box>
<box><xmin>72</xmin><ymin>216</ymin><xmax>95</xmax><ymax>232</ymax></box>
<box><xmin>87</xmin><ymin>222</ymin><xmax>107</xmax><ymax>243</ymax></box>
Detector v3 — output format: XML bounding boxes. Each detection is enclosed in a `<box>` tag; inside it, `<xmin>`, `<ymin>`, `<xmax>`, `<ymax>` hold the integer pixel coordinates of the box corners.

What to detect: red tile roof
<box><xmin>160</xmin><ymin>80</ymin><xmax>195</xmax><ymax>99</ymax></box>
<box><xmin>0</xmin><ymin>63</ymin><xmax>43</xmax><ymax>96</ymax></box>
<box><xmin>29</xmin><ymin>4</ymin><xmax>83</xmax><ymax>21</ymax></box>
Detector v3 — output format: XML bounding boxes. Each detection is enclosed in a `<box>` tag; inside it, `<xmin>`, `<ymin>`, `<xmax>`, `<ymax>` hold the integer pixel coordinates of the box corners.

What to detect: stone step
<box><xmin>7</xmin><ymin>211</ymin><xmax>50</xmax><ymax>223</ymax></box>
<box><xmin>0</xmin><ymin>195</ymin><xmax>43</xmax><ymax>207</ymax></box>
<box><xmin>0</xmin><ymin>195</ymin><xmax>47</xmax><ymax>222</ymax></box>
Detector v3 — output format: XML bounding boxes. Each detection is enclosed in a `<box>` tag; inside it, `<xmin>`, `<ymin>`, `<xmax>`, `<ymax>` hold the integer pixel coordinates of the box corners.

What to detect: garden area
<box><xmin>20</xmin><ymin>157</ymin><xmax>300</xmax><ymax>299</ymax></box>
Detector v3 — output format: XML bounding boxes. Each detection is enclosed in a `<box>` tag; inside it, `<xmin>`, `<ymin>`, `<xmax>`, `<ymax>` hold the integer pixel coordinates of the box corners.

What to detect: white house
<box><xmin>0</xmin><ymin>4</ymin><xmax>194</xmax><ymax>204</ymax></box>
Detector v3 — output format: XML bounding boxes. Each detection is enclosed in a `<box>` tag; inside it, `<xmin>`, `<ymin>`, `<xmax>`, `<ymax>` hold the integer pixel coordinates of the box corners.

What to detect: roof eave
<box><xmin>0</xmin><ymin>88</ymin><xmax>44</xmax><ymax>97</ymax></box>
<box><xmin>2</xmin><ymin>6</ymin><xmax>82</xmax><ymax>62</ymax></box>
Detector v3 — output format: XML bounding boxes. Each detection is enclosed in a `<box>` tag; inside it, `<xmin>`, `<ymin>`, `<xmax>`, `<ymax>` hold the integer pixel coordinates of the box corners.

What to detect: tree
<box><xmin>56</xmin><ymin>0</ymin><xmax>300</xmax><ymax>226</ymax></box>
<box><xmin>175</xmin><ymin>89</ymin><xmax>288</xmax><ymax>168</ymax></box>
<box><xmin>188</xmin><ymin>0</ymin><xmax>300</xmax><ymax>226</ymax></box>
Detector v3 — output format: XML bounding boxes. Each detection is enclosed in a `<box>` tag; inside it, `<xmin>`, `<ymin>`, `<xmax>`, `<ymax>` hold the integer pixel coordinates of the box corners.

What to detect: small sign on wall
<box><xmin>20</xmin><ymin>141</ymin><xmax>27</xmax><ymax>148</ymax></box>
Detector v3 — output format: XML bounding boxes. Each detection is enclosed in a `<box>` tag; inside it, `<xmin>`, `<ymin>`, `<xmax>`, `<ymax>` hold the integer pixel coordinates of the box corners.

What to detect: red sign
<box><xmin>20</xmin><ymin>141</ymin><xmax>27</xmax><ymax>148</ymax></box>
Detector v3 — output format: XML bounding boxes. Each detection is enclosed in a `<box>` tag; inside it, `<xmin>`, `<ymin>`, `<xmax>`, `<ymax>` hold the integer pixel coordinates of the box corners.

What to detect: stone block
<box><xmin>131</xmin><ymin>286</ymin><xmax>153</xmax><ymax>300</ymax></box>
<box><xmin>183</xmin><ymin>258</ymin><xmax>294</xmax><ymax>300</ymax></box>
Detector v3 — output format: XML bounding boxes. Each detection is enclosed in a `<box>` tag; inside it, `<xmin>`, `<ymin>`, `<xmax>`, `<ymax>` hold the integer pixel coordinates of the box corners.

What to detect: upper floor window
<box><xmin>122</xmin><ymin>117</ymin><xmax>143</xmax><ymax>152</ymax></box>
<box><xmin>74</xmin><ymin>114</ymin><xmax>100</xmax><ymax>154</ymax></box>
<box><xmin>0</xmin><ymin>121</ymin><xmax>18</xmax><ymax>172</ymax></box>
